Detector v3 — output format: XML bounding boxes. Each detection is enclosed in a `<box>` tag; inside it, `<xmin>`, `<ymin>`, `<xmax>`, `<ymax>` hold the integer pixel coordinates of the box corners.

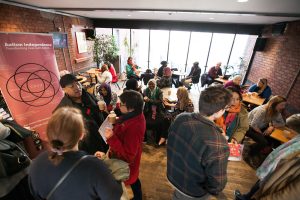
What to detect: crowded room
<box><xmin>1</xmin><ymin>0</ymin><xmax>300</xmax><ymax>200</ymax></box>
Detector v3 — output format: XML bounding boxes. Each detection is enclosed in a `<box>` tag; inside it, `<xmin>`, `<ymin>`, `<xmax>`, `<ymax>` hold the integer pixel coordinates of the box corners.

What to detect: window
<box><xmin>207</xmin><ymin>33</ymin><xmax>235</xmax><ymax>73</ymax></box>
<box><xmin>131</xmin><ymin>29</ymin><xmax>149</xmax><ymax>71</ymax></box>
<box><xmin>113</xmin><ymin>29</ymin><xmax>131</xmax><ymax>72</ymax></box>
<box><xmin>187</xmin><ymin>32</ymin><xmax>212</xmax><ymax>74</ymax></box>
<box><xmin>168</xmin><ymin>31</ymin><xmax>190</xmax><ymax>72</ymax></box>
<box><xmin>95</xmin><ymin>28</ymin><xmax>112</xmax><ymax>36</ymax></box>
<box><xmin>228</xmin><ymin>34</ymin><xmax>250</xmax><ymax>75</ymax></box>
<box><xmin>149</xmin><ymin>30</ymin><xmax>169</xmax><ymax>70</ymax></box>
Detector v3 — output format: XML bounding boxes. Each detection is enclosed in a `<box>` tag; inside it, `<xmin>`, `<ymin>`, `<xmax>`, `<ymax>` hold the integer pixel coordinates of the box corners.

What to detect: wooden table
<box><xmin>214</xmin><ymin>77</ymin><xmax>228</xmax><ymax>84</ymax></box>
<box><xmin>76</xmin><ymin>75</ymin><xmax>87</xmax><ymax>83</ymax></box>
<box><xmin>270</xmin><ymin>127</ymin><xmax>298</xmax><ymax>143</ymax></box>
<box><xmin>242</xmin><ymin>94</ymin><xmax>265</xmax><ymax>106</ymax></box>
<box><xmin>86</xmin><ymin>68</ymin><xmax>100</xmax><ymax>74</ymax></box>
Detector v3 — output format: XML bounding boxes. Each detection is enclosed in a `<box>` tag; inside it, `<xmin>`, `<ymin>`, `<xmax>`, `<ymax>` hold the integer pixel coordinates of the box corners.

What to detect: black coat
<box><xmin>55</xmin><ymin>90</ymin><xmax>108</xmax><ymax>154</ymax></box>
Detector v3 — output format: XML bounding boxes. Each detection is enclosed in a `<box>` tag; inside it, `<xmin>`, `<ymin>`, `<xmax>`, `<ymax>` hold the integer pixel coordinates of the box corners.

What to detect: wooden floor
<box><xmin>139</xmin><ymin>144</ymin><xmax>258</xmax><ymax>200</ymax></box>
<box><xmin>112</xmin><ymin>80</ymin><xmax>258</xmax><ymax>200</ymax></box>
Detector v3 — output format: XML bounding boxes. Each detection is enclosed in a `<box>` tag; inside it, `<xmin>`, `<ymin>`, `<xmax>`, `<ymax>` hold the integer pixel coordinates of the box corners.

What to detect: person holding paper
<box><xmin>56</xmin><ymin>74</ymin><xmax>108</xmax><ymax>155</ymax></box>
<box><xmin>104</xmin><ymin>90</ymin><xmax>146</xmax><ymax>200</ymax></box>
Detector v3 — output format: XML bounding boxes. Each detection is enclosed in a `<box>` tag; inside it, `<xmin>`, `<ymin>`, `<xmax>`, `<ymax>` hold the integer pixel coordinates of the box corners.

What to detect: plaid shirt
<box><xmin>167</xmin><ymin>113</ymin><xmax>229</xmax><ymax>197</ymax></box>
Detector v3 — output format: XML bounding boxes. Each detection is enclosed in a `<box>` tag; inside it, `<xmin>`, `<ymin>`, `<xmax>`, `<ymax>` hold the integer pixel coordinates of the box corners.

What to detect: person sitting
<box><xmin>97</xmin><ymin>64</ymin><xmax>112</xmax><ymax>84</ymax></box>
<box><xmin>181</xmin><ymin>62</ymin><xmax>201</xmax><ymax>89</ymax></box>
<box><xmin>246</xmin><ymin>95</ymin><xmax>286</xmax><ymax>166</ymax></box>
<box><xmin>105</xmin><ymin>61</ymin><xmax>118</xmax><ymax>83</ymax></box>
<box><xmin>159</xmin><ymin>87</ymin><xmax>194</xmax><ymax>146</ymax></box>
<box><xmin>224</xmin><ymin>75</ymin><xmax>243</xmax><ymax>93</ymax></box>
<box><xmin>143</xmin><ymin>79</ymin><xmax>164</xmax><ymax>144</ymax></box>
<box><xmin>215</xmin><ymin>86</ymin><xmax>249</xmax><ymax>144</ymax></box>
<box><xmin>104</xmin><ymin>90</ymin><xmax>146</xmax><ymax>200</ymax></box>
<box><xmin>124</xmin><ymin>78</ymin><xmax>142</xmax><ymax>94</ymax></box>
<box><xmin>55</xmin><ymin>74</ymin><xmax>108</xmax><ymax>155</ymax></box>
<box><xmin>286</xmin><ymin>113</ymin><xmax>300</xmax><ymax>133</ymax></box>
<box><xmin>248</xmin><ymin>78</ymin><xmax>272</xmax><ymax>102</ymax></box>
<box><xmin>125</xmin><ymin>57</ymin><xmax>140</xmax><ymax>80</ymax></box>
<box><xmin>235</xmin><ymin>134</ymin><xmax>300</xmax><ymax>200</ymax></box>
<box><xmin>28</xmin><ymin>107</ymin><xmax>122</xmax><ymax>200</ymax></box>
<box><xmin>208</xmin><ymin>62</ymin><xmax>223</xmax><ymax>85</ymax></box>
<box><xmin>157</xmin><ymin>61</ymin><xmax>168</xmax><ymax>78</ymax></box>
<box><xmin>95</xmin><ymin>83</ymin><xmax>118</xmax><ymax>114</ymax></box>
<box><xmin>157</xmin><ymin>67</ymin><xmax>172</xmax><ymax>89</ymax></box>
<box><xmin>140</xmin><ymin>69</ymin><xmax>155</xmax><ymax>86</ymax></box>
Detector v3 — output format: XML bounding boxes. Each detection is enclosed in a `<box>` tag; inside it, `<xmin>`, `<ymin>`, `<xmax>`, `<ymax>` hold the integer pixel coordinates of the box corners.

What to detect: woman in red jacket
<box><xmin>105</xmin><ymin>90</ymin><xmax>146</xmax><ymax>200</ymax></box>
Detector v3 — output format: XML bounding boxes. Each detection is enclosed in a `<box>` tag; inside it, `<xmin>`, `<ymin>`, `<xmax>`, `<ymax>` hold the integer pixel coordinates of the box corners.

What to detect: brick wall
<box><xmin>0</xmin><ymin>3</ymin><xmax>94</xmax><ymax>72</ymax></box>
<box><xmin>246</xmin><ymin>21</ymin><xmax>300</xmax><ymax>114</ymax></box>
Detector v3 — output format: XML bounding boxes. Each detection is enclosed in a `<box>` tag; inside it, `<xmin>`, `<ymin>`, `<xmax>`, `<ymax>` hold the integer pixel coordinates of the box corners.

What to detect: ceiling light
<box><xmin>237</xmin><ymin>0</ymin><xmax>248</xmax><ymax>2</ymax></box>
<box><xmin>209</xmin><ymin>17</ymin><xmax>214</xmax><ymax>20</ymax></box>
<box><xmin>127</xmin><ymin>14</ymin><xmax>131</xmax><ymax>17</ymax></box>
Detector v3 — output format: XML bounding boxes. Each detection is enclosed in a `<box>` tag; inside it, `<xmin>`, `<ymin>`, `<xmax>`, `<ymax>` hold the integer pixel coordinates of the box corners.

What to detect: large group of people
<box><xmin>2</xmin><ymin>56</ymin><xmax>299</xmax><ymax>200</ymax></box>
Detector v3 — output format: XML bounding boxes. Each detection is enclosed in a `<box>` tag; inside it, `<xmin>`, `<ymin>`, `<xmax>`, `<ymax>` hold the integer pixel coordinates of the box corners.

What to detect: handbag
<box><xmin>0</xmin><ymin>139</ymin><xmax>31</xmax><ymax>178</ymax></box>
<box><xmin>2</xmin><ymin>120</ymin><xmax>33</xmax><ymax>143</ymax></box>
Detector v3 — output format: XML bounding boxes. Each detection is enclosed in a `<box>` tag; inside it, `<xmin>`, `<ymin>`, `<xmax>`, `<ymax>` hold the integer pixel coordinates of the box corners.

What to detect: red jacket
<box><xmin>107</xmin><ymin>113</ymin><xmax>146</xmax><ymax>185</ymax></box>
<box><xmin>109</xmin><ymin>64</ymin><xmax>118</xmax><ymax>83</ymax></box>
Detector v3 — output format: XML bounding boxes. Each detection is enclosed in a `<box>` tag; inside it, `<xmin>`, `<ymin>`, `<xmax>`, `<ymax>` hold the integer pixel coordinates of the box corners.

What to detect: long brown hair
<box><xmin>265</xmin><ymin>95</ymin><xmax>287</xmax><ymax>120</ymax></box>
<box><xmin>177</xmin><ymin>87</ymin><xmax>191</xmax><ymax>111</ymax></box>
<box><xmin>47</xmin><ymin>107</ymin><xmax>85</xmax><ymax>165</ymax></box>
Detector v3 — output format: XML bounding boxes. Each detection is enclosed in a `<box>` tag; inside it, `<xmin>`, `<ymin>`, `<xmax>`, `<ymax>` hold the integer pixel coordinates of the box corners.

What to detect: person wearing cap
<box><xmin>157</xmin><ymin>61</ymin><xmax>168</xmax><ymax>78</ymax></box>
<box><xmin>181</xmin><ymin>62</ymin><xmax>201</xmax><ymax>89</ymax></box>
<box><xmin>55</xmin><ymin>74</ymin><xmax>108</xmax><ymax>155</ymax></box>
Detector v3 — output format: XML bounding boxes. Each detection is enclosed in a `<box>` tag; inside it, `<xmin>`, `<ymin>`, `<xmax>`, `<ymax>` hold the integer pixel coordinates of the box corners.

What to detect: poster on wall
<box><xmin>75</xmin><ymin>31</ymin><xmax>87</xmax><ymax>53</ymax></box>
<box><xmin>0</xmin><ymin>32</ymin><xmax>64</xmax><ymax>144</ymax></box>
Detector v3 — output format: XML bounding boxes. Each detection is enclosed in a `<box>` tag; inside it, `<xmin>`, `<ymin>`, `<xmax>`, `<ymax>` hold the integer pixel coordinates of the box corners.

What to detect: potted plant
<box><xmin>92</xmin><ymin>34</ymin><xmax>119</xmax><ymax>68</ymax></box>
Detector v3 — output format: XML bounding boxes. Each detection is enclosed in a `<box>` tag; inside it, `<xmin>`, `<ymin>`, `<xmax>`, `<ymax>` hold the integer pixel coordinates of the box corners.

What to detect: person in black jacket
<box><xmin>157</xmin><ymin>61</ymin><xmax>168</xmax><ymax>78</ymax></box>
<box><xmin>181</xmin><ymin>61</ymin><xmax>201</xmax><ymax>89</ymax></box>
<box><xmin>55</xmin><ymin>74</ymin><xmax>108</xmax><ymax>155</ymax></box>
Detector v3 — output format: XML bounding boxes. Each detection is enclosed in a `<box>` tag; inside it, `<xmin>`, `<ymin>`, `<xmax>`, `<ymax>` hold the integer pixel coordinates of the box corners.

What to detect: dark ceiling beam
<box><xmin>51</xmin><ymin>8</ymin><xmax>300</xmax><ymax>18</ymax></box>
<box><xmin>93</xmin><ymin>19</ymin><xmax>265</xmax><ymax>35</ymax></box>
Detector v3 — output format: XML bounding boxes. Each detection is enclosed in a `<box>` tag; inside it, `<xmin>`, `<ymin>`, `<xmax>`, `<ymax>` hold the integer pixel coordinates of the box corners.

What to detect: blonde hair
<box><xmin>47</xmin><ymin>107</ymin><xmax>85</xmax><ymax>165</ymax></box>
<box><xmin>265</xmin><ymin>95</ymin><xmax>287</xmax><ymax>119</ymax></box>
<box><xmin>177</xmin><ymin>87</ymin><xmax>191</xmax><ymax>110</ymax></box>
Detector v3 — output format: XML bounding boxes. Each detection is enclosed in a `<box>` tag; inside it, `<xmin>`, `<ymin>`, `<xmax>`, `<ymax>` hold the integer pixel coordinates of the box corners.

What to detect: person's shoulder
<box><xmin>239</xmin><ymin>105</ymin><xmax>249</xmax><ymax>116</ymax></box>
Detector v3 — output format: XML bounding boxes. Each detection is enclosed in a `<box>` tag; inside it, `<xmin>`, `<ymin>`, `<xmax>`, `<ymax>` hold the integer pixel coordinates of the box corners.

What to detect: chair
<box><xmin>200</xmin><ymin>73</ymin><xmax>210</xmax><ymax>88</ymax></box>
<box><xmin>120</xmin><ymin>71</ymin><xmax>128</xmax><ymax>88</ymax></box>
<box><xmin>111</xmin><ymin>81</ymin><xmax>121</xmax><ymax>90</ymax></box>
<box><xmin>190</xmin><ymin>75</ymin><xmax>201</xmax><ymax>92</ymax></box>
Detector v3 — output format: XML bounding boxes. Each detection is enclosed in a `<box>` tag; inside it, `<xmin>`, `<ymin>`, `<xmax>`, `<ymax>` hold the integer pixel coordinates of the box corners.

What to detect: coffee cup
<box><xmin>108</xmin><ymin>111</ymin><xmax>117</xmax><ymax>124</ymax></box>
<box><xmin>98</xmin><ymin>101</ymin><xmax>106</xmax><ymax>111</ymax></box>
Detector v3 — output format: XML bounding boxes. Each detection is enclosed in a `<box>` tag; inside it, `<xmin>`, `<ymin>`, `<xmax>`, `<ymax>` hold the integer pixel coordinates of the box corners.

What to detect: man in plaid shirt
<box><xmin>167</xmin><ymin>86</ymin><xmax>232</xmax><ymax>200</ymax></box>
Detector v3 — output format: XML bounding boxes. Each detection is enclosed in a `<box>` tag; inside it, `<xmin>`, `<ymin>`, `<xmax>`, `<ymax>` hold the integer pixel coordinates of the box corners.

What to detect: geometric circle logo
<box><xmin>6</xmin><ymin>63</ymin><xmax>60</xmax><ymax>107</ymax></box>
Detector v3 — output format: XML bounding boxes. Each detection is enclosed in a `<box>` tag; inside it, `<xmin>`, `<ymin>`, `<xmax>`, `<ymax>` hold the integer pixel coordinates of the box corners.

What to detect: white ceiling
<box><xmin>3</xmin><ymin>0</ymin><xmax>300</xmax><ymax>24</ymax></box>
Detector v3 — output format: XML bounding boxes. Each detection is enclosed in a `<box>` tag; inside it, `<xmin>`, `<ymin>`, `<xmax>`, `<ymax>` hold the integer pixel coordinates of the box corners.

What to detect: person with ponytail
<box><xmin>28</xmin><ymin>107</ymin><xmax>122</xmax><ymax>200</ymax></box>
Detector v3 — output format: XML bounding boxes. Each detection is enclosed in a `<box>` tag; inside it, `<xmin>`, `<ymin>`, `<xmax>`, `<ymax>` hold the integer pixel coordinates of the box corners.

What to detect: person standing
<box><xmin>167</xmin><ymin>86</ymin><xmax>231</xmax><ymax>200</ymax></box>
<box><xmin>29</xmin><ymin>107</ymin><xmax>122</xmax><ymax>200</ymax></box>
<box><xmin>104</xmin><ymin>90</ymin><xmax>146</xmax><ymax>200</ymax></box>
<box><xmin>55</xmin><ymin>74</ymin><xmax>108</xmax><ymax>155</ymax></box>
